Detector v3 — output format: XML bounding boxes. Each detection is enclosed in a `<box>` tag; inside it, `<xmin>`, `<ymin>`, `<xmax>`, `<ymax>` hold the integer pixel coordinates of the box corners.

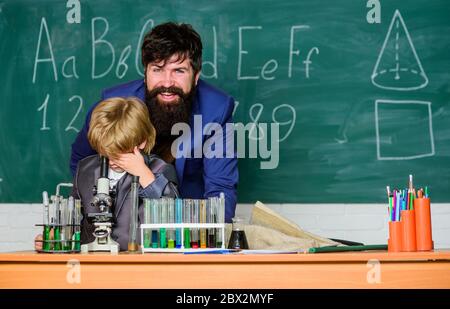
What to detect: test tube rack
<box><xmin>35</xmin><ymin>183</ymin><xmax>82</xmax><ymax>254</ymax></box>
<box><xmin>140</xmin><ymin>223</ymin><xmax>226</xmax><ymax>253</ymax></box>
<box><xmin>35</xmin><ymin>224</ymin><xmax>81</xmax><ymax>254</ymax></box>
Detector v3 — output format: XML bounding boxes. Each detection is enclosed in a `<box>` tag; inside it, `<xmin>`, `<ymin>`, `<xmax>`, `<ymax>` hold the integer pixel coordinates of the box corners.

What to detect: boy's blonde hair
<box><xmin>88</xmin><ymin>97</ymin><xmax>156</xmax><ymax>159</ymax></box>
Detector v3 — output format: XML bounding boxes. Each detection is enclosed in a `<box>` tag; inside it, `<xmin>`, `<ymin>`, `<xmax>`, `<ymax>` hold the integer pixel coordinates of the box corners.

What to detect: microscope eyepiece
<box><xmin>100</xmin><ymin>156</ymin><xmax>109</xmax><ymax>178</ymax></box>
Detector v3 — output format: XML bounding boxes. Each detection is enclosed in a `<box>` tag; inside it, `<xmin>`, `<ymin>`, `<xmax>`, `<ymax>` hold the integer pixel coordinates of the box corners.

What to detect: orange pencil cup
<box><xmin>414</xmin><ymin>198</ymin><xmax>433</xmax><ymax>251</ymax></box>
<box><xmin>400</xmin><ymin>210</ymin><xmax>416</xmax><ymax>252</ymax></box>
<box><xmin>388</xmin><ymin>221</ymin><xmax>403</xmax><ymax>252</ymax></box>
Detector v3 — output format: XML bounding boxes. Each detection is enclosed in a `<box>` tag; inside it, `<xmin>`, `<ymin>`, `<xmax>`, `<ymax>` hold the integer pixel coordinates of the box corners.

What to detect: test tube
<box><xmin>175</xmin><ymin>198</ymin><xmax>183</xmax><ymax>248</ymax></box>
<box><xmin>199</xmin><ymin>199</ymin><xmax>207</xmax><ymax>248</ymax></box>
<box><xmin>143</xmin><ymin>199</ymin><xmax>151</xmax><ymax>248</ymax></box>
<box><xmin>73</xmin><ymin>199</ymin><xmax>81</xmax><ymax>251</ymax></box>
<box><xmin>65</xmin><ymin>197</ymin><xmax>74</xmax><ymax>251</ymax></box>
<box><xmin>48</xmin><ymin>196</ymin><xmax>56</xmax><ymax>250</ymax></box>
<box><xmin>183</xmin><ymin>199</ymin><xmax>191</xmax><ymax>248</ymax></box>
<box><xmin>128</xmin><ymin>176</ymin><xmax>139</xmax><ymax>252</ymax></box>
<box><xmin>208</xmin><ymin>197</ymin><xmax>217</xmax><ymax>248</ymax></box>
<box><xmin>52</xmin><ymin>195</ymin><xmax>61</xmax><ymax>251</ymax></box>
<box><xmin>150</xmin><ymin>199</ymin><xmax>160</xmax><ymax>248</ymax></box>
<box><xmin>42</xmin><ymin>191</ymin><xmax>50</xmax><ymax>251</ymax></box>
<box><xmin>191</xmin><ymin>199</ymin><xmax>199</xmax><ymax>248</ymax></box>
<box><xmin>159</xmin><ymin>198</ymin><xmax>167</xmax><ymax>248</ymax></box>
<box><xmin>217</xmin><ymin>193</ymin><xmax>225</xmax><ymax>248</ymax></box>
<box><xmin>167</xmin><ymin>198</ymin><xmax>175</xmax><ymax>248</ymax></box>
<box><xmin>59</xmin><ymin>198</ymin><xmax>68</xmax><ymax>251</ymax></box>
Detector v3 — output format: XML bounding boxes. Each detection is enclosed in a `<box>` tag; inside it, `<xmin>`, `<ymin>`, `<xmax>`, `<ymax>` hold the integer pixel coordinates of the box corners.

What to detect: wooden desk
<box><xmin>0</xmin><ymin>250</ymin><xmax>449</xmax><ymax>288</ymax></box>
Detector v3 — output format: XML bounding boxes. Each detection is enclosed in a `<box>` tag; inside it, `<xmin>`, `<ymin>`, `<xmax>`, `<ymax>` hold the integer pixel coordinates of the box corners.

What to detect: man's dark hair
<box><xmin>141</xmin><ymin>22</ymin><xmax>203</xmax><ymax>74</ymax></box>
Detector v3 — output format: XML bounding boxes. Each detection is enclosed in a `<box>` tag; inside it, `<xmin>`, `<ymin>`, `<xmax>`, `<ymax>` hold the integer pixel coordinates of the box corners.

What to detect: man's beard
<box><xmin>145</xmin><ymin>82</ymin><xmax>195</xmax><ymax>143</ymax></box>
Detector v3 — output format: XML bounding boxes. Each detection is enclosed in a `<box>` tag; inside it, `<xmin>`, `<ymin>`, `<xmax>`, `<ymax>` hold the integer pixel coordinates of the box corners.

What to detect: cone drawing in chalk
<box><xmin>371</xmin><ymin>10</ymin><xmax>428</xmax><ymax>91</ymax></box>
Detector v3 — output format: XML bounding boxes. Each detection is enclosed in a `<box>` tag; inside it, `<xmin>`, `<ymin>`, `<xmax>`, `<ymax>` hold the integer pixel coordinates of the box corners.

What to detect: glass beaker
<box><xmin>228</xmin><ymin>217</ymin><xmax>249</xmax><ymax>249</ymax></box>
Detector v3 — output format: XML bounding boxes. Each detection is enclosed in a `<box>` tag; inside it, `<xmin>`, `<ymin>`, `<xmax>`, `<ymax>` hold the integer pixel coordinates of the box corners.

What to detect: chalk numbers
<box><xmin>37</xmin><ymin>94</ymin><xmax>50</xmax><ymax>131</ymax></box>
<box><xmin>37</xmin><ymin>94</ymin><xmax>83</xmax><ymax>133</ymax></box>
<box><xmin>237</xmin><ymin>101</ymin><xmax>296</xmax><ymax>142</ymax></box>
<box><xmin>65</xmin><ymin>95</ymin><xmax>83</xmax><ymax>132</ymax></box>
<box><xmin>272</xmin><ymin>104</ymin><xmax>296</xmax><ymax>142</ymax></box>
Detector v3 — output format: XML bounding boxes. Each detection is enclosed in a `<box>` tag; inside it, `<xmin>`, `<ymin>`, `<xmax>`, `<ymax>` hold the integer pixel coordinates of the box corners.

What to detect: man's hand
<box><xmin>114</xmin><ymin>147</ymin><xmax>155</xmax><ymax>188</ymax></box>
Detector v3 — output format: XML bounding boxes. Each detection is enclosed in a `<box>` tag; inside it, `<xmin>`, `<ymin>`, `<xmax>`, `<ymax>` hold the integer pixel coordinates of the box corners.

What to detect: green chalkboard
<box><xmin>1</xmin><ymin>0</ymin><xmax>450</xmax><ymax>203</ymax></box>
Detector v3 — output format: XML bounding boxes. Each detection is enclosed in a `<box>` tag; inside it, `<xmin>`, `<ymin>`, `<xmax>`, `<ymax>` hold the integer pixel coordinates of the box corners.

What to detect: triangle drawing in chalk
<box><xmin>371</xmin><ymin>10</ymin><xmax>428</xmax><ymax>91</ymax></box>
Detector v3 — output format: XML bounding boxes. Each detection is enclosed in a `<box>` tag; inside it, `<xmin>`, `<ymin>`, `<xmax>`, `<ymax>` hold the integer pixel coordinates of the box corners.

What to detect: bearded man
<box><xmin>70</xmin><ymin>22</ymin><xmax>238</xmax><ymax>222</ymax></box>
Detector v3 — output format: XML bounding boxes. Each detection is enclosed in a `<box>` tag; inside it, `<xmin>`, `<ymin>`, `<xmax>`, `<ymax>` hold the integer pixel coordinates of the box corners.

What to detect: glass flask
<box><xmin>228</xmin><ymin>217</ymin><xmax>249</xmax><ymax>249</ymax></box>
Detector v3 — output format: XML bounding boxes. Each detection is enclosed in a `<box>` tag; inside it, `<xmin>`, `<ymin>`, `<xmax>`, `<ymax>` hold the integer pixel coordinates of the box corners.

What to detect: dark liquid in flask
<box><xmin>228</xmin><ymin>230</ymin><xmax>249</xmax><ymax>249</ymax></box>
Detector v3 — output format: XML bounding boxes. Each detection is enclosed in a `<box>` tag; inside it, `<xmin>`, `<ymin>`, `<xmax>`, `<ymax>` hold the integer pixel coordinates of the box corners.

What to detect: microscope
<box><xmin>81</xmin><ymin>156</ymin><xmax>120</xmax><ymax>254</ymax></box>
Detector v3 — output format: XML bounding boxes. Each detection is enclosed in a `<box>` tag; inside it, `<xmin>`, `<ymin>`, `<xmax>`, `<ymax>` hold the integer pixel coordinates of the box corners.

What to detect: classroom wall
<box><xmin>1</xmin><ymin>203</ymin><xmax>449</xmax><ymax>252</ymax></box>
<box><xmin>3</xmin><ymin>1</ymin><xmax>450</xmax><ymax>205</ymax></box>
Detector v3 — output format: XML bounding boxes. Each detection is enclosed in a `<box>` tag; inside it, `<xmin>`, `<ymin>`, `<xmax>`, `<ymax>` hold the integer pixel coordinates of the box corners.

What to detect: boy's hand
<box><xmin>115</xmin><ymin>147</ymin><xmax>146</xmax><ymax>175</ymax></box>
<box><xmin>34</xmin><ymin>229</ymin><xmax>54</xmax><ymax>251</ymax></box>
<box><xmin>116</xmin><ymin>147</ymin><xmax>155</xmax><ymax>188</ymax></box>
<box><xmin>34</xmin><ymin>234</ymin><xmax>43</xmax><ymax>250</ymax></box>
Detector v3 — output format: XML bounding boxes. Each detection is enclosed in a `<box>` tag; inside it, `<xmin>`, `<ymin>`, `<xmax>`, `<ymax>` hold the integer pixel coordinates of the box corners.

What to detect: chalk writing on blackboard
<box><xmin>36</xmin><ymin>93</ymin><xmax>84</xmax><ymax>133</ymax></box>
<box><xmin>235</xmin><ymin>102</ymin><xmax>296</xmax><ymax>143</ymax></box>
<box><xmin>375</xmin><ymin>99</ymin><xmax>435</xmax><ymax>160</ymax></box>
<box><xmin>371</xmin><ymin>10</ymin><xmax>428</xmax><ymax>91</ymax></box>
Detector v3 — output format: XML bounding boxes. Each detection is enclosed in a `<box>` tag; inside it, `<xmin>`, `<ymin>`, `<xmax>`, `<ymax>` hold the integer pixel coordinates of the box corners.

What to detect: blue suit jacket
<box><xmin>70</xmin><ymin>79</ymin><xmax>238</xmax><ymax>222</ymax></box>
